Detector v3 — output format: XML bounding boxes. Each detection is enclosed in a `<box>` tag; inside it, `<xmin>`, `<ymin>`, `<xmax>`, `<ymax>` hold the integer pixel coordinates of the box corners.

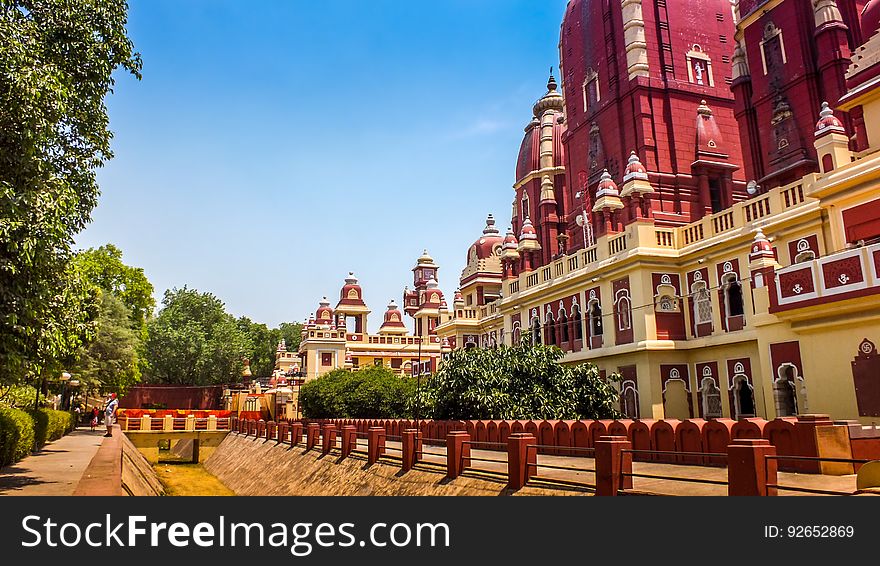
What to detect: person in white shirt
<box><xmin>104</xmin><ymin>393</ymin><xmax>119</xmax><ymax>437</ymax></box>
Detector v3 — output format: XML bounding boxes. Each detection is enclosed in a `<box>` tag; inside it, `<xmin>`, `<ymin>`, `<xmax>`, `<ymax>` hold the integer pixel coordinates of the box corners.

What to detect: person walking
<box><xmin>90</xmin><ymin>406</ymin><xmax>99</xmax><ymax>431</ymax></box>
<box><xmin>104</xmin><ymin>393</ymin><xmax>118</xmax><ymax>437</ymax></box>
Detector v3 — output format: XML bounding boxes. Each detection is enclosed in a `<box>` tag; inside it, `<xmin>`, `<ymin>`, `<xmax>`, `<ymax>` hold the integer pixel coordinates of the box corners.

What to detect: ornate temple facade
<box><xmin>435</xmin><ymin>0</ymin><xmax>880</xmax><ymax>424</ymax></box>
<box><xmin>297</xmin><ymin>254</ymin><xmax>452</xmax><ymax>380</ymax></box>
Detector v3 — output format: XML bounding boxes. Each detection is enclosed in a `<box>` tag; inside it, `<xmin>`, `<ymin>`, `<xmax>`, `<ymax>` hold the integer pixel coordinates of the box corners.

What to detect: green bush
<box><xmin>0</xmin><ymin>407</ymin><xmax>36</xmax><ymax>468</ymax></box>
<box><xmin>300</xmin><ymin>366</ymin><xmax>416</xmax><ymax>419</ymax></box>
<box><xmin>416</xmin><ymin>343</ymin><xmax>622</xmax><ymax>420</ymax></box>
<box><xmin>0</xmin><ymin>407</ymin><xmax>76</xmax><ymax>468</ymax></box>
<box><xmin>28</xmin><ymin>409</ymin><xmax>75</xmax><ymax>448</ymax></box>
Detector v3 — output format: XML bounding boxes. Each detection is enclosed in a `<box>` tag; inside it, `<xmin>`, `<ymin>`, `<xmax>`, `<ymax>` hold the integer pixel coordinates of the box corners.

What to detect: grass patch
<box><xmin>152</xmin><ymin>463</ymin><xmax>234</xmax><ymax>496</ymax></box>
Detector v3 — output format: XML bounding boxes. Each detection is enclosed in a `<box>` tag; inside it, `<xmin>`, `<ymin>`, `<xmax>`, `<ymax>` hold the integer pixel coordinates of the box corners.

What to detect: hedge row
<box><xmin>0</xmin><ymin>408</ymin><xmax>76</xmax><ymax>468</ymax></box>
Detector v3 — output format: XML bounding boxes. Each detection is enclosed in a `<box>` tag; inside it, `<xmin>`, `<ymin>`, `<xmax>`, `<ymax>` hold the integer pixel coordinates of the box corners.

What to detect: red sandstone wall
<box><xmin>119</xmin><ymin>385</ymin><xmax>224</xmax><ymax>410</ymax></box>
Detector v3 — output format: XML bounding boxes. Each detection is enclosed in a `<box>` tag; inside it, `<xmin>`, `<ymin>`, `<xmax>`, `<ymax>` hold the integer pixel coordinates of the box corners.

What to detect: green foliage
<box><xmin>238</xmin><ymin>318</ymin><xmax>275</xmax><ymax>378</ymax></box>
<box><xmin>416</xmin><ymin>343</ymin><xmax>622</xmax><ymax>421</ymax></box>
<box><xmin>143</xmin><ymin>287</ymin><xmax>252</xmax><ymax>385</ymax></box>
<box><xmin>72</xmin><ymin>244</ymin><xmax>155</xmax><ymax>331</ymax></box>
<box><xmin>0</xmin><ymin>384</ymin><xmax>43</xmax><ymax>408</ymax></box>
<box><xmin>276</xmin><ymin>322</ymin><xmax>303</xmax><ymax>353</ymax></box>
<box><xmin>238</xmin><ymin>318</ymin><xmax>304</xmax><ymax>377</ymax></box>
<box><xmin>27</xmin><ymin>408</ymin><xmax>74</xmax><ymax>448</ymax></box>
<box><xmin>0</xmin><ymin>0</ymin><xmax>140</xmax><ymax>385</ymax></box>
<box><xmin>299</xmin><ymin>366</ymin><xmax>416</xmax><ymax>419</ymax></box>
<box><xmin>0</xmin><ymin>406</ymin><xmax>35</xmax><ymax>468</ymax></box>
<box><xmin>75</xmin><ymin>292</ymin><xmax>141</xmax><ymax>394</ymax></box>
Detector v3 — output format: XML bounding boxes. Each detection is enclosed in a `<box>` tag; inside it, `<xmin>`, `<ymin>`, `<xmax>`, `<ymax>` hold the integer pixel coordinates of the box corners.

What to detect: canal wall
<box><xmin>74</xmin><ymin>426</ymin><xmax>164</xmax><ymax>496</ymax></box>
<box><xmin>203</xmin><ymin>431</ymin><xmax>581</xmax><ymax>496</ymax></box>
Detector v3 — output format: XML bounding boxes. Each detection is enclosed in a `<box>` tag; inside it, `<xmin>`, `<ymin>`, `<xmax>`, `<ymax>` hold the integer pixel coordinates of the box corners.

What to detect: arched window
<box><xmin>794</xmin><ymin>250</ymin><xmax>815</xmax><ymax>263</ymax></box>
<box><xmin>588</xmin><ymin>301</ymin><xmax>603</xmax><ymax>337</ymax></box>
<box><xmin>559</xmin><ymin>310</ymin><xmax>570</xmax><ymax>343</ymax></box>
<box><xmin>774</xmin><ymin>363</ymin><xmax>801</xmax><ymax>417</ymax></box>
<box><xmin>692</xmin><ymin>281</ymin><xmax>713</xmax><ymax>325</ymax></box>
<box><xmin>572</xmin><ymin>304</ymin><xmax>583</xmax><ymax>341</ymax></box>
<box><xmin>545</xmin><ymin>311</ymin><xmax>556</xmax><ymax>345</ymax></box>
<box><xmin>621</xmin><ymin>381</ymin><xmax>639</xmax><ymax>418</ymax></box>
<box><xmin>721</xmin><ymin>273</ymin><xmax>745</xmax><ymax>319</ymax></box>
<box><xmin>700</xmin><ymin>377</ymin><xmax>722</xmax><ymax>418</ymax></box>
<box><xmin>512</xmin><ymin>322</ymin><xmax>521</xmax><ymax>345</ymax></box>
<box><xmin>735</xmin><ymin>378</ymin><xmax>756</xmax><ymax>417</ymax></box>
<box><xmin>531</xmin><ymin>317</ymin><xmax>542</xmax><ymax>345</ymax></box>
<box><xmin>616</xmin><ymin>293</ymin><xmax>632</xmax><ymax>331</ymax></box>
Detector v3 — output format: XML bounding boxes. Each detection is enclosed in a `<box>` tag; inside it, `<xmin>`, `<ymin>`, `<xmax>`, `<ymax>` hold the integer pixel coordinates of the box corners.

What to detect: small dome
<box><xmin>417</xmin><ymin>249</ymin><xmax>435</xmax><ymax>265</ymax></box>
<box><xmin>315</xmin><ymin>297</ymin><xmax>334</xmax><ymax>324</ymax></box>
<box><xmin>623</xmin><ymin>151</ymin><xmax>648</xmax><ymax>182</ymax></box>
<box><xmin>532</xmin><ymin>70</ymin><xmax>565</xmax><ymax>117</ymax></box>
<box><xmin>750</xmin><ymin>228</ymin><xmax>774</xmax><ymax>255</ymax></box>
<box><xmin>517</xmin><ymin>217</ymin><xmax>541</xmax><ymax>252</ymax></box>
<box><xmin>519</xmin><ymin>217</ymin><xmax>538</xmax><ymax>240</ymax></box>
<box><xmin>338</xmin><ymin>272</ymin><xmax>366</xmax><ymax>307</ymax></box>
<box><xmin>426</xmin><ymin>276</ymin><xmax>439</xmax><ymax>290</ymax></box>
<box><xmin>815</xmin><ymin>101</ymin><xmax>845</xmax><ymax>135</ymax></box>
<box><xmin>468</xmin><ymin>214</ymin><xmax>504</xmax><ymax>261</ymax></box>
<box><xmin>378</xmin><ymin>300</ymin><xmax>407</xmax><ymax>334</ymax></box>
<box><xmin>595</xmin><ymin>170</ymin><xmax>619</xmax><ymax>197</ymax></box>
<box><xmin>501</xmin><ymin>227</ymin><xmax>520</xmax><ymax>261</ymax></box>
<box><xmin>503</xmin><ymin>227</ymin><xmax>519</xmax><ymax>248</ymax></box>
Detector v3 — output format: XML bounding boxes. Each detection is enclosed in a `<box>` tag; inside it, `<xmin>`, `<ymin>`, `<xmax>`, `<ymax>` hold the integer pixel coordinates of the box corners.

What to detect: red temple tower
<box><xmin>559</xmin><ymin>0</ymin><xmax>747</xmax><ymax>243</ymax></box>
<box><xmin>730</xmin><ymin>0</ymin><xmax>864</xmax><ymax>188</ymax></box>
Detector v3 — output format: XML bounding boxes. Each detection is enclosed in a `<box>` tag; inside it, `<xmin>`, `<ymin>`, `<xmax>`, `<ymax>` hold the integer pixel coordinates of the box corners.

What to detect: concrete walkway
<box><xmin>0</xmin><ymin>428</ymin><xmax>106</xmax><ymax>496</ymax></box>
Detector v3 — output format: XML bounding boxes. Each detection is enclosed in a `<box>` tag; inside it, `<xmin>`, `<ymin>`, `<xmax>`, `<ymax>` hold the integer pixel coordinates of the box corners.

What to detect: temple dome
<box><xmin>315</xmin><ymin>297</ymin><xmax>334</xmax><ymax>324</ymax></box>
<box><xmin>595</xmin><ymin>170</ymin><xmax>619</xmax><ymax>197</ymax></box>
<box><xmin>468</xmin><ymin>214</ymin><xmax>504</xmax><ymax>261</ymax></box>
<box><xmin>815</xmin><ymin>101</ymin><xmax>846</xmax><ymax>135</ymax></box>
<box><xmin>337</xmin><ymin>272</ymin><xmax>366</xmax><ymax>308</ymax></box>
<box><xmin>378</xmin><ymin>300</ymin><xmax>407</xmax><ymax>334</ymax></box>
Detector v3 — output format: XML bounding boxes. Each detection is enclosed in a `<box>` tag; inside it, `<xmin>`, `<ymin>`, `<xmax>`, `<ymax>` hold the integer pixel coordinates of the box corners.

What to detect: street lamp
<box><xmin>59</xmin><ymin>371</ymin><xmax>71</xmax><ymax>410</ymax></box>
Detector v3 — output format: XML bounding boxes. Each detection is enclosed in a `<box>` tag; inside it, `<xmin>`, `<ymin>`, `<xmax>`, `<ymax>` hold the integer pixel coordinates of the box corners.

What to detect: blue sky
<box><xmin>76</xmin><ymin>0</ymin><xmax>567</xmax><ymax>331</ymax></box>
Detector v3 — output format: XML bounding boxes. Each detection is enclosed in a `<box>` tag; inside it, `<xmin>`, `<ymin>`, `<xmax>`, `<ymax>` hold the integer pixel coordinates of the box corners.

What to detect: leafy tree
<box><xmin>416</xmin><ymin>343</ymin><xmax>621</xmax><ymax>420</ymax></box>
<box><xmin>237</xmin><ymin>317</ymin><xmax>275</xmax><ymax>378</ymax></box>
<box><xmin>236</xmin><ymin>319</ymin><xmax>304</xmax><ymax>377</ymax></box>
<box><xmin>276</xmin><ymin>322</ymin><xmax>303</xmax><ymax>353</ymax></box>
<box><xmin>0</xmin><ymin>384</ymin><xmax>43</xmax><ymax>408</ymax></box>
<box><xmin>75</xmin><ymin>292</ymin><xmax>141</xmax><ymax>395</ymax></box>
<box><xmin>0</xmin><ymin>1</ymin><xmax>141</xmax><ymax>384</ymax></box>
<box><xmin>72</xmin><ymin>244</ymin><xmax>155</xmax><ymax>331</ymax></box>
<box><xmin>299</xmin><ymin>366</ymin><xmax>416</xmax><ymax>419</ymax></box>
<box><xmin>143</xmin><ymin>287</ymin><xmax>251</xmax><ymax>385</ymax></box>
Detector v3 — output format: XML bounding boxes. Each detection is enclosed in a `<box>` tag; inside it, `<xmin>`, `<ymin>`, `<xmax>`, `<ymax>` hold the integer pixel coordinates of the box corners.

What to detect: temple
<box><xmin>295</xmin><ymin>257</ymin><xmax>451</xmax><ymax>380</ymax></box>
<box><xmin>434</xmin><ymin>0</ymin><xmax>880</xmax><ymax>424</ymax></box>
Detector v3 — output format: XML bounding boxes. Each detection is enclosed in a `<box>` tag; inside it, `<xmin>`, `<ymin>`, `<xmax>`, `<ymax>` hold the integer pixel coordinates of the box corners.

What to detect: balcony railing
<box><xmin>502</xmin><ymin>179</ymin><xmax>815</xmax><ymax>300</ymax></box>
<box><xmin>772</xmin><ymin>242</ymin><xmax>880</xmax><ymax>312</ymax></box>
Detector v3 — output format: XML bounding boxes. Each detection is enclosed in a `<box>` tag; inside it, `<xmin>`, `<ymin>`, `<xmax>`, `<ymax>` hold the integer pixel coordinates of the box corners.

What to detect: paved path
<box><xmin>0</xmin><ymin>428</ymin><xmax>106</xmax><ymax>496</ymax></box>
